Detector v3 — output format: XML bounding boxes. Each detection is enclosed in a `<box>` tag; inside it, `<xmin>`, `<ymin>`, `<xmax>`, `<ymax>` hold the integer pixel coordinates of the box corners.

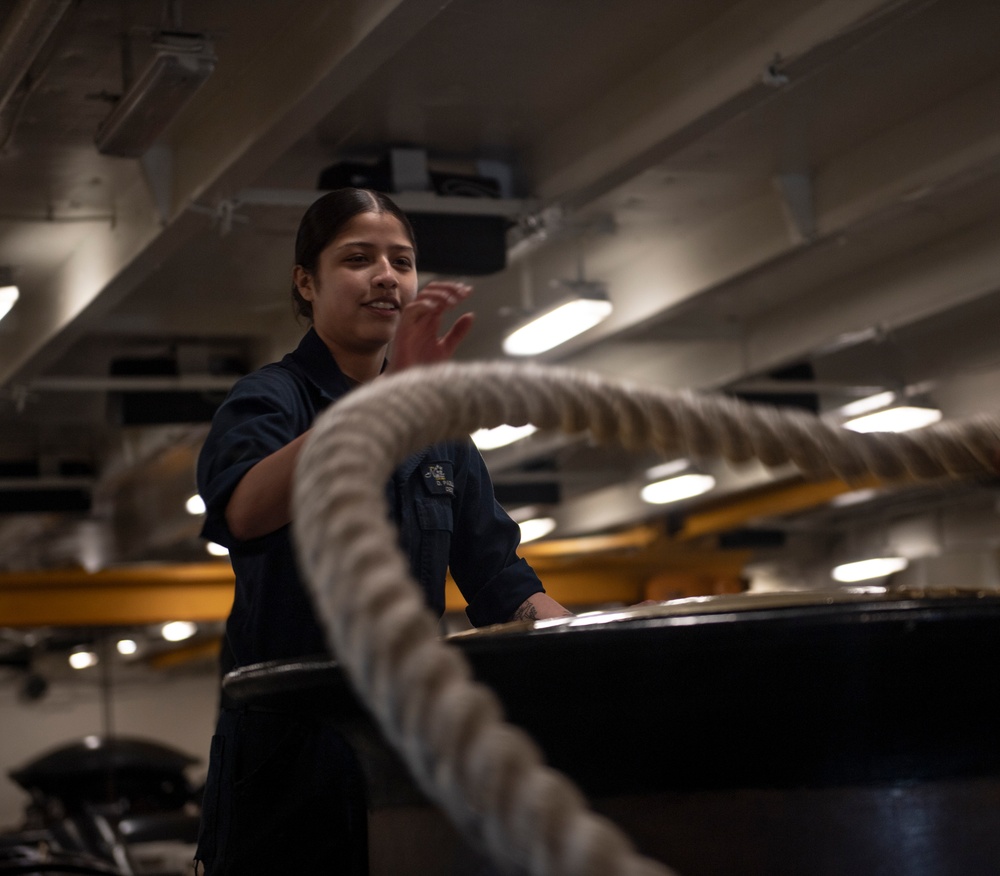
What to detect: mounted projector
<box><xmin>317</xmin><ymin>150</ymin><xmax>514</xmax><ymax>275</ymax></box>
<box><xmin>95</xmin><ymin>32</ymin><xmax>216</xmax><ymax>158</ymax></box>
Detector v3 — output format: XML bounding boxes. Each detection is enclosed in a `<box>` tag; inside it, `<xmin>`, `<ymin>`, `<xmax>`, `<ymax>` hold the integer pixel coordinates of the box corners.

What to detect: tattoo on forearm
<box><xmin>511</xmin><ymin>601</ymin><xmax>539</xmax><ymax>622</ymax></box>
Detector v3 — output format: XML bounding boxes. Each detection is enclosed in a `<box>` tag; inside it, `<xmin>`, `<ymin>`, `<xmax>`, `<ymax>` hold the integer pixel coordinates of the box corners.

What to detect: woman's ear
<box><xmin>293</xmin><ymin>265</ymin><xmax>315</xmax><ymax>301</ymax></box>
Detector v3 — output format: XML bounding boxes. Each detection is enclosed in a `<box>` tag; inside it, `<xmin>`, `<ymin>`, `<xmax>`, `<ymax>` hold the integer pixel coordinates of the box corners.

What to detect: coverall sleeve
<box><xmin>448</xmin><ymin>442</ymin><xmax>546</xmax><ymax>627</ymax></box>
<box><xmin>196</xmin><ymin>370</ymin><xmax>311</xmax><ymax>548</ymax></box>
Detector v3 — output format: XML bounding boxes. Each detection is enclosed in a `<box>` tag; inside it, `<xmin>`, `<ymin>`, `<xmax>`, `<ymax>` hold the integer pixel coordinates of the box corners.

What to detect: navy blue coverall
<box><xmin>194</xmin><ymin>328</ymin><xmax>544</xmax><ymax>874</ymax></box>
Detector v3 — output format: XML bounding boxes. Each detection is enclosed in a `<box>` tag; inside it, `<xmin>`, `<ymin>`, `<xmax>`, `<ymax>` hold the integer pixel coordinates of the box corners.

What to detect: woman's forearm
<box><xmin>509</xmin><ymin>592</ymin><xmax>574</xmax><ymax>622</ymax></box>
<box><xmin>225</xmin><ymin>431</ymin><xmax>311</xmax><ymax>541</ymax></box>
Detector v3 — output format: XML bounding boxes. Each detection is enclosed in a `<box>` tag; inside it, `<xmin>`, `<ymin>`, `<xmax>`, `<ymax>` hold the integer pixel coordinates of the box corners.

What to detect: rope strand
<box><xmin>293</xmin><ymin>361</ymin><xmax>1000</xmax><ymax>876</ymax></box>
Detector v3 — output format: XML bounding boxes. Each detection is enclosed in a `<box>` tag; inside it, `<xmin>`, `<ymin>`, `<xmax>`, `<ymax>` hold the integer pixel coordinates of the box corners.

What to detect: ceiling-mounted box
<box><xmin>317</xmin><ymin>154</ymin><xmax>513</xmax><ymax>275</ymax></box>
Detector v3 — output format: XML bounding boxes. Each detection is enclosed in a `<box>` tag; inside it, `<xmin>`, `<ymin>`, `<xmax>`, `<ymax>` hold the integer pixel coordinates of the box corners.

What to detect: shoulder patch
<box><xmin>422</xmin><ymin>461</ymin><xmax>455</xmax><ymax>496</ymax></box>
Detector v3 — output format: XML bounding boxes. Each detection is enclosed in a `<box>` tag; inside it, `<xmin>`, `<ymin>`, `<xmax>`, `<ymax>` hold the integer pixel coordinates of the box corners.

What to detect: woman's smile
<box><xmin>364</xmin><ymin>296</ymin><xmax>401</xmax><ymax>314</ymax></box>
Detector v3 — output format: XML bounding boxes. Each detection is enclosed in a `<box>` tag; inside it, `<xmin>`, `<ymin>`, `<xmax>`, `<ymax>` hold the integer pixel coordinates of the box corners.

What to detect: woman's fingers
<box><xmin>439</xmin><ymin>312</ymin><xmax>475</xmax><ymax>358</ymax></box>
<box><xmin>388</xmin><ymin>283</ymin><xmax>475</xmax><ymax>372</ymax></box>
<box><xmin>412</xmin><ymin>282</ymin><xmax>472</xmax><ymax>313</ymax></box>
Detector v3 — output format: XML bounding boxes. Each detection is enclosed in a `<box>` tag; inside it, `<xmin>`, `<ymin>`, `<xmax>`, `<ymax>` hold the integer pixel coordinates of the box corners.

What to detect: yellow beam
<box><xmin>0</xmin><ymin>563</ymin><xmax>234</xmax><ymax>627</ymax></box>
<box><xmin>1</xmin><ymin>523</ymin><xmax>754</xmax><ymax>626</ymax></box>
<box><xmin>445</xmin><ymin>523</ymin><xmax>752</xmax><ymax>612</ymax></box>
<box><xmin>678</xmin><ymin>475</ymin><xmax>883</xmax><ymax>540</ymax></box>
<box><xmin>519</xmin><ymin>524</ymin><xmax>662</xmax><ymax>558</ymax></box>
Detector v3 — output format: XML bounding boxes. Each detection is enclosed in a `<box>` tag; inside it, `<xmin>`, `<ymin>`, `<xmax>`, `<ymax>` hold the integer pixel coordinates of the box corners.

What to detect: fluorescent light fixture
<box><xmin>472</xmin><ymin>423</ymin><xmax>538</xmax><ymax>450</ymax></box>
<box><xmin>161</xmin><ymin>620</ymin><xmax>197</xmax><ymax>642</ymax></box>
<box><xmin>96</xmin><ymin>33</ymin><xmax>216</xmax><ymax>157</ymax></box>
<box><xmin>641</xmin><ymin>473</ymin><xmax>716</xmax><ymax>505</ymax></box>
<box><xmin>503</xmin><ymin>294</ymin><xmax>613</xmax><ymax>356</ymax></box>
<box><xmin>644</xmin><ymin>458</ymin><xmax>691</xmax><ymax>480</ymax></box>
<box><xmin>844</xmin><ymin>405</ymin><xmax>942</xmax><ymax>433</ymax></box>
<box><xmin>830</xmin><ymin>488</ymin><xmax>879</xmax><ymax>508</ymax></box>
<box><xmin>185</xmin><ymin>493</ymin><xmax>206</xmax><ymax>515</ymax></box>
<box><xmin>116</xmin><ymin>638</ymin><xmax>138</xmax><ymax>656</ymax></box>
<box><xmin>837</xmin><ymin>391</ymin><xmax>896</xmax><ymax>419</ymax></box>
<box><xmin>0</xmin><ymin>283</ymin><xmax>18</xmax><ymax>323</ymax></box>
<box><xmin>206</xmin><ymin>541</ymin><xmax>229</xmax><ymax>557</ymax></box>
<box><xmin>832</xmin><ymin>556</ymin><xmax>908</xmax><ymax>582</ymax></box>
<box><xmin>69</xmin><ymin>649</ymin><xmax>98</xmax><ymax>670</ymax></box>
<box><xmin>519</xmin><ymin>517</ymin><xmax>557</xmax><ymax>543</ymax></box>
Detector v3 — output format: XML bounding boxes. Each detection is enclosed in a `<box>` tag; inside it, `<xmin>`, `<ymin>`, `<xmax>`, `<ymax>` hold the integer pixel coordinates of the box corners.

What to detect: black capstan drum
<box><xmin>225</xmin><ymin>589</ymin><xmax>1000</xmax><ymax>876</ymax></box>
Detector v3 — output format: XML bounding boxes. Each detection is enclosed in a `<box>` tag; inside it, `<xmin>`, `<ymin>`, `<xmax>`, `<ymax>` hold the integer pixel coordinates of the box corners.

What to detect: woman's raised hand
<box><xmin>386</xmin><ymin>281</ymin><xmax>475</xmax><ymax>374</ymax></box>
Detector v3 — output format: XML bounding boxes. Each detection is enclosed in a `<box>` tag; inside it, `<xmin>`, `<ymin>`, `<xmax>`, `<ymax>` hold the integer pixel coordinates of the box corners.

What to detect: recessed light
<box><xmin>640</xmin><ymin>473</ymin><xmax>716</xmax><ymax>505</ymax></box>
<box><xmin>471</xmin><ymin>424</ymin><xmax>538</xmax><ymax>450</ymax></box>
<box><xmin>519</xmin><ymin>517</ymin><xmax>556</xmax><ymax>543</ymax></box>
<box><xmin>832</xmin><ymin>557</ymin><xmax>908</xmax><ymax>582</ymax></box>
<box><xmin>161</xmin><ymin>621</ymin><xmax>197</xmax><ymax>642</ymax></box>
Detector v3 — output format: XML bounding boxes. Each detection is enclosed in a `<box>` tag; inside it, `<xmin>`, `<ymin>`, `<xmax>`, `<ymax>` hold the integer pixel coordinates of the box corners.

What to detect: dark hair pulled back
<box><xmin>291</xmin><ymin>188</ymin><xmax>416</xmax><ymax>321</ymax></box>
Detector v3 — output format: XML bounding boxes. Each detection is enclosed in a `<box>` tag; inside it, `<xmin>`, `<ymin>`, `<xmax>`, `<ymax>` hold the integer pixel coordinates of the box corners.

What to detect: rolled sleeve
<box><xmin>463</xmin><ymin>557</ymin><xmax>544</xmax><ymax>627</ymax></box>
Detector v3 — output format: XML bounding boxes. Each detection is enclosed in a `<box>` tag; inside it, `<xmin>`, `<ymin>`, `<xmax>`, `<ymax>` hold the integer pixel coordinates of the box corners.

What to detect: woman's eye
<box><xmin>395</xmin><ymin>258</ymin><xmax>413</xmax><ymax>269</ymax></box>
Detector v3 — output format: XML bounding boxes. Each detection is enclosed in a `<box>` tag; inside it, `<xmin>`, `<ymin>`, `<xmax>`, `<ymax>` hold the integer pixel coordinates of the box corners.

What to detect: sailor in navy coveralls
<box><xmin>194</xmin><ymin>188</ymin><xmax>571</xmax><ymax>875</ymax></box>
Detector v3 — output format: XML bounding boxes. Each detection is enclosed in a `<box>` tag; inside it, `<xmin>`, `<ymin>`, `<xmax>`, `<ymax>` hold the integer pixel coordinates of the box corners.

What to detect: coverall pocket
<box><xmin>415</xmin><ymin>494</ymin><xmax>454</xmax><ymax>587</ymax></box>
<box><xmin>194</xmin><ymin>727</ymin><xmax>231</xmax><ymax>872</ymax></box>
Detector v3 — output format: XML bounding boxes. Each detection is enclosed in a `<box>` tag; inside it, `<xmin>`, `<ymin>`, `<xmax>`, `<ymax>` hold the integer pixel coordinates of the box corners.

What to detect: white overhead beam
<box><xmin>531</xmin><ymin>0</ymin><xmax>912</xmax><ymax>206</ymax></box>
<box><xmin>815</xmin><ymin>73</ymin><xmax>1000</xmax><ymax>233</ymax></box>
<box><xmin>745</xmin><ymin>213</ymin><xmax>1000</xmax><ymax>382</ymax></box>
<box><xmin>166</xmin><ymin>0</ymin><xmax>456</xmax><ymax>212</ymax></box>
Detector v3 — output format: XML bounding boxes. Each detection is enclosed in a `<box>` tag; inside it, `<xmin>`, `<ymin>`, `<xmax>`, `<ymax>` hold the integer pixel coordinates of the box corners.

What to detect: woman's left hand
<box><xmin>386</xmin><ymin>282</ymin><xmax>475</xmax><ymax>374</ymax></box>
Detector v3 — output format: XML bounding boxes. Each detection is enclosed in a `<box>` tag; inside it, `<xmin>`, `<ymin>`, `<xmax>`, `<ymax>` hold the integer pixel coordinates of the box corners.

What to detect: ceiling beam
<box><xmin>745</xmin><ymin>211</ymin><xmax>1000</xmax><ymax>382</ymax></box>
<box><xmin>166</xmin><ymin>0</ymin><xmax>456</xmax><ymax>212</ymax></box>
<box><xmin>531</xmin><ymin>0</ymin><xmax>913</xmax><ymax>205</ymax></box>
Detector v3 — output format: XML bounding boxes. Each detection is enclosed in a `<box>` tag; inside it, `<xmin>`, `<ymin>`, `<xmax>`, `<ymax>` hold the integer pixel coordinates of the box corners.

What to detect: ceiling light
<box><xmin>829</xmin><ymin>488</ymin><xmax>880</xmax><ymax>508</ymax></box>
<box><xmin>161</xmin><ymin>621</ymin><xmax>197</xmax><ymax>642</ymax></box>
<box><xmin>116</xmin><ymin>638</ymin><xmax>138</xmax><ymax>656</ymax></box>
<box><xmin>206</xmin><ymin>541</ymin><xmax>229</xmax><ymax>557</ymax></box>
<box><xmin>844</xmin><ymin>406</ymin><xmax>942</xmax><ymax>433</ymax></box>
<box><xmin>0</xmin><ymin>283</ymin><xmax>17</xmax><ymax>324</ymax></box>
<box><xmin>641</xmin><ymin>473</ymin><xmax>716</xmax><ymax>505</ymax></box>
<box><xmin>519</xmin><ymin>517</ymin><xmax>557</xmax><ymax>543</ymax></box>
<box><xmin>503</xmin><ymin>293</ymin><xmax>613</xmax><ymax>356</ymax></box>
<box><xmin>96</xmin><ymin>32</ymin><xmax>216</xmax><ymax>157</ymax></box>
<box><xmin>185</xmin><ymin>494</ymin><xmax>206</xmax><ymax>515</ymax></box>
<box><xmin>0</xmin><ymin>267</ymin><xmax>18</xmax><ymax>324</ymax></box>
<box><xmin>837</xmin><ymin>391</ymin><xmax>896</xmax><ymax>419</ymax></box>
<box><xmin>832</xmin><ymin>556</ymin><xmax>908</xmax><ymax>583</ymax></box>
<box><xmin>644</xmin><ymin>458</ymin><xmax>691</xmax><ymax>480</ymax></box>
<box><xmin>68</xmin><ymin>649</ymin><xmax>98</xmax><ymax>670</ymax></box>
<box><xmin>471</xmin><ymin>423</ymin><xmax>538</xmax><ymax>450</ymax></box>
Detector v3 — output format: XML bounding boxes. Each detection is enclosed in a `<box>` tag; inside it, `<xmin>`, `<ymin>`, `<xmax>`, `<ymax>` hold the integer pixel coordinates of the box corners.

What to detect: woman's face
<box><xmin>294</xmin><ymin>210</ymin><xmax>417</xmax><ymax>360</ymax></box>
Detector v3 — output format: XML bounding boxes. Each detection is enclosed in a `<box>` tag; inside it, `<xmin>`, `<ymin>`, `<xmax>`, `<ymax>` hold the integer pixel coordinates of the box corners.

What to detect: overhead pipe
<box><xmin>0</xmin><ymin>0</ymin><xmax>72</xmax><ymax>113</ymax></box>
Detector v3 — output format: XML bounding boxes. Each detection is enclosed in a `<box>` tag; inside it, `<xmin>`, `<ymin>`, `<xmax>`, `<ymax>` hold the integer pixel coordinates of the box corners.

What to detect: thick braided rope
<box><xmin>293</xmin><ymin>361</ymin><xmax>1000</xmax><ymax>876</ymax></box>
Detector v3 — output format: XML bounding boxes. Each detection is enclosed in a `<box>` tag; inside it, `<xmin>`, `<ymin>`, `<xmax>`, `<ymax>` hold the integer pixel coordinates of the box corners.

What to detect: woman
<box><xmin>194</xmin><ymin>188</ymin><xmax>569</xmax><ymax>874</ymax></box>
